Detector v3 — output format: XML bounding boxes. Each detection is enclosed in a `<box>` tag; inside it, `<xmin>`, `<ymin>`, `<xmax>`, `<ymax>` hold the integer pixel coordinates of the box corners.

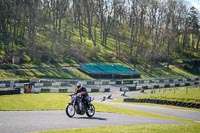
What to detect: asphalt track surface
<box><xmin>0</xmin><ymin>89</ymin><xmax>200</xmax><ymax>133</ymax></box>
<box><xmin>93</xmin><ymin>88</ymin><xmax>200</xmax><ymax>122</ymax></box>
<box><xmin>0</xmin><ymin>111</ymin><xmax>179</xmax><ymax>133</ymax></box>
<box><xmin>100</xmin><ymin>102</ymin><xmax>200</xmax><ymax>121</ymax></box>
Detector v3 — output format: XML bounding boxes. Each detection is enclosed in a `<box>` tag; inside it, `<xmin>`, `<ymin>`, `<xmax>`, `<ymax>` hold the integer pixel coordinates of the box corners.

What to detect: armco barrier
<box><xmin>0</xmin><ymin>84</ymin><xmax>6</xmax><ymax>88</ymax></box>
<box><xmin>52</xmin><ymin>82</ymin><xmax>61</xmax><ymax>87</ymax></box>
<box><xmin>34</xmin><ymin>83</ymin><xmax>44</xmax><ymax>87</ymax></box>
<box><xmin>164</xmin><ymin>84</ymin><xmax>170</xmax><ymax>88</ymax></box>
<box><xmin>86</xmin><ymin>80</ymin><xmax>94</xmax><ymax>85</ymax></box>
<box><xmin>123</xmin><ymin>80</ymin><xmax>133</xmax><ymax>84</ymax></box>
<box><xmin>125</xmin><ymin>81</ymin><xmax>199</xmax><ymax>91</ymax></box>
<box><xmin>180</xmin><ymin>83</ymin><xmax>185</xmax><ymax>86</ymax></box>
<box><xmin>41</xmin><ymin>89</ymin><xmax>50</xmax><ymax>93</ymax></box>
<box><xmin>50</xmin><ymin>89</ymin><xmax>59</xmax><ymax>93</ymax></box>
<box><xmin>94</xmin><ymin>81</ymin><xmax>101</xmax><ymax>85</ymax></box>
<box><xmin>91</xmin><ymin>88</ymin><xmax>99</xmax><ymax>92</ymax></box>
<box><xmin>0</xmin><ymin>77</ymin><xmax>199</xmax><ymax>94</ymax></box>
<box><xmin>124</xmin><ymin>98</ymin><xmax>200</xmax><ymax>109</ymax></box>
<box><xmin>136</xmin><ymin>86</ymin><xmax>143</xmax><ymax>90</ymax></box>
<box><xmin>102</xmin><ymin>80</ymin><xmax>109</xmax><ymax>85</ymax></box>
<box><xmin>31</xmin><ymin>88</ymin><xmax>41</xmax><ymax>93</ymax></box>
<box><xmin>36</xmin><ymin>88</ymin><xmax>110</xmax><ymax>93</ymax></box>
<box><xmin>59</xmin><ymin>89</ymin><xmax>68</xmax><ymax>93</ymax></box>
<box><xmin>26</xmin><ymin>88</ymin><xmax>110</xmax><ymax>93</ymax></box>
<box><xmin>15</xmin><ymin>83</ymin><xmax>24</xmax><ymax>88</ymax></box>
<box><xmin>109</xmin><ymin>81</ymin><xmax>116</xmax><ymax>85</ymax></box>
<box><xmin>61</xmin><ymin>82</ymin><xmax>68</xmax><ymax>86</ymax></box>
<box><xmin>67</xmin><ymin>88</ymin><xmax>75</xmax><ymax>93</ymax></box>
<box><xmin>0</xmin><ymin>89</ymin><xmax>20</xmax><ymax>95</ymax></box>
<box><xmin>43</xmin><ymin>82</ymin><xmax>52</xmax><ymax>86</ymax></box>
<box><xmin>159</xmin><ymin>84</ymin><xmax>165</xmax><ymax>88</ymax></box>
<box><xmin>127</xmin><ymin>86</ymin><xmax>136</xmax><ymax>91</ymax></box>
<box><xmin>104</xmin><ymin>88</ymin><xmax>110</xmax><ymax>92</ymax></box>
<box><xmin>175</xmin><ymin>83</ymin><xmax>180</xmax><ymax>87</ymax></box>
<box><xmin>116</xmin><ymin>81</ymin><xmax>122</xmax><ymax>85</ymax></box>
<box><xmin>87</xmin><ymin>88</ymin><xmax>92</xmax><ymax>92</ymax></box>
<box><xmin>0</xmin><ymin>77</ymin><xmax>200</xmax><ymax>87</ymax></box>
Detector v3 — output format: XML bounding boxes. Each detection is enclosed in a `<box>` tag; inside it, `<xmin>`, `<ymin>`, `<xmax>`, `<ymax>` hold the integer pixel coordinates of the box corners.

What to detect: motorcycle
<box><xmin>66</xmin><ymin>94</ymin><xmax>95</xmax><ymax>118</ymax></box>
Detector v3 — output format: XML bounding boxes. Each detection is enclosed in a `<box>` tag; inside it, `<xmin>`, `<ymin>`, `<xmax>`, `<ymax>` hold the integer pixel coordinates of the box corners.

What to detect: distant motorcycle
<box><xmin>66</xmin><ymin>94</ymin><xmax>95</xmax><ymax>118</ymax></box>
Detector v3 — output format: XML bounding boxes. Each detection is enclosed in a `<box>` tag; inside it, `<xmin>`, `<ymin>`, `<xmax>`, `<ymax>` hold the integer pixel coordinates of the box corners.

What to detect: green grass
<box><xmin>135</xmin><ymin>87</ymin><xmax>200</xmax><ymax>104</ymax></box>
<box><xmin>138</xmin><ymin>65</ymin><xmax>198</xmax><ymax>78</ymax></box>
<box><xmin>0</xmin><ymin>93</ymin><xmax>193</xmax><ymax>122</ymax></box>
<box><xmin>34</xmin><ymin>123</ymin><xmax>200</xmax><ymax>133</ymax></box>
<box><xmin>1</xmin><ymin>93</ymin><xmax>199</xmax><ymax>133</ymax></box>
<box><xmin>0</xmin><ymin>64</ymin><xmax>198</xmax><ymax>80</ymax></box>
<box><xmin>0</xmin><ymin>67</ymin><xmax>92</xmax><ymax>80</ymax></box>
<box><xmin>0</xmin><ymin>93</ymin><xmax>68</xmax><ymax>110</ymax></box>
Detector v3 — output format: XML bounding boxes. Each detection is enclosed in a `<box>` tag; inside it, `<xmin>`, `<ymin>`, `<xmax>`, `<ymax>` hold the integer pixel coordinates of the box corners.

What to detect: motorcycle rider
<box><xmin>75</xmin><ymin>82</ymin><xmax>89</xmax><ymax>111</ymax></box>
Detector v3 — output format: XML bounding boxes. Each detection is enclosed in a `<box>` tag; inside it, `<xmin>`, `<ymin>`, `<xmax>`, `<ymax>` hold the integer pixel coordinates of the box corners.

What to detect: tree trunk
<box><xmin>197</xmin><ymin>34</ymin><xmax>200</xmax><ymax>52</ymax></box>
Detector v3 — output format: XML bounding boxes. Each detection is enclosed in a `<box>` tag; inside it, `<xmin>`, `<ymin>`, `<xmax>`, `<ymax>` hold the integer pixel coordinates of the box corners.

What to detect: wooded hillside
<box><xmin>0</xmin><ymin>0</ymin><xmax>199</xmax><ymax>70</ymax></box>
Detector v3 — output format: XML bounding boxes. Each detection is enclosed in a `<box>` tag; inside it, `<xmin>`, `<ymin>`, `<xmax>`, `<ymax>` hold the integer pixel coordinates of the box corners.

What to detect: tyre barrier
<box><xmin>126</xmin><ymin>81</ymin><xmax>199</xmax><ymax>91</ymax></box>
<box><xmin>0</xmin><ymin>88</ymin><xmax>110</xmax><ymax>95</ymax></box>
<box><xmin>0</xmin><ymin>88</ymin><xmax>21</xmax><ymax>95</ymax></box>
<box><xmin>0</xmin><ymin>77</ymin><xmax>199</xmax><ymax>88</ymax></box>
<box><xmin>38</xmin><ymin>88</ymin><xmax>110</xmax><ymax>93</ymax></box>
<box><xmin>123</xmin><ymin>98</ymin><xmax>200</xmax><ymax>109</ymax></box>
<box><xmin>31</xmin><ymin>88</ymin><xmax>110</xmax><ymax>93</ymax></box>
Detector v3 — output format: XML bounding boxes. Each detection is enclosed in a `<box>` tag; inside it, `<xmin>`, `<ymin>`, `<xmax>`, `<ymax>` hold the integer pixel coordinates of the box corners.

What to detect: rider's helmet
<box><xmin>76</xmin><ymin>82</ymin><xmax>82</xmax><ymax>88</ymax></box>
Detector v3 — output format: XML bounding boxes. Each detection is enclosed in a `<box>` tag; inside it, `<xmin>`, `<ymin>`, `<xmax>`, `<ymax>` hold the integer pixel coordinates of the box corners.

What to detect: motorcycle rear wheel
<box><xmin>86</xmin><ymin>103</ymin><xmax>95</xmax><ymax>117</ymax></box>
<box><xmin>66</xmin><ymin>104</ymin><xmax>75</xmax><ymax>118</ymax></box>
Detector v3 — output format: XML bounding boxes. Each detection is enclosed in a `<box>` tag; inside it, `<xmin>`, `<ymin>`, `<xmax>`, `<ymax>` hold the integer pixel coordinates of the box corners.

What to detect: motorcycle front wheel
<box><xmin>66</xmin><ymin>104</ymin><xmax>75</xmax><ymax>118</ymax></box>
<box><xmin>86</xmin><ymin>103</ymin><xmax>95</xmax><ymax>117</ymax></box>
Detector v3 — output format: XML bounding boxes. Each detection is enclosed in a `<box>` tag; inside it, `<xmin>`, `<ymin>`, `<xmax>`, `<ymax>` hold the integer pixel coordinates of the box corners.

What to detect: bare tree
<box><xmin>187</xmin><ymin>6</ymin><xmax>200</xmax><ymax>51</ymax></box>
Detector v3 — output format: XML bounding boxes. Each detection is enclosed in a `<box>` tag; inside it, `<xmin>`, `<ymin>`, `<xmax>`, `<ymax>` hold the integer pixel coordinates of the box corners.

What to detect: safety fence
<box><xmin>0</xmin><ymin>88</ymin><xmax>21</xmax><ymax>95</ymax></box>
<box><xmin>0</xmin><ymin>77</ymin><xmax>199</xmax><ymax>88</ymax></box>
<box><xmin>0</xmin><ymin>77</ymin><xmax>199</xmax><ymax>95</ymax></box>
<box><xmin>30</xmin><ymin>87</ymin><xmax>110</xmax><ymax>93</ymax></box>
<box><xmin>126</xmin><ymin>80</ymin><xmax>200</xmax><ymax>91</ymax></box>
<box><xmin>0</xmin><ymin>87</ymin><xmax>110</xmax><ymax>95</ymax></box>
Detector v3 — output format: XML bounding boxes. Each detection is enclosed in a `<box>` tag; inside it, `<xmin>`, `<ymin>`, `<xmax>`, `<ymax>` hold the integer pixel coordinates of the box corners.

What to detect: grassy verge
<box><xmin>0</xmin><ymin>93</ymin><xmax>68</xmax><ymax>110</ymax></box>
<box><xmin>111</xmin><ymin>87</ymin><xmax>200</xmax><ymax>112</ymax></box>
<box><xmin>112</xmin><ymin>96</ymin><xmax>200</xmax><ymax>112</ymax></box>
<box><xmin>0</xmin><ymin>93</ymin><xmax>190</xmax><ymax>121</ymax></box>
<box><xmin>34</xmin><ymin>123</ymin><xmax>200</xmax><ymax>133</ymax></box>
<box><xmin>134</xmin><ymin>87</ymin><xmax>200</xmax><ymax>104</ymax></box>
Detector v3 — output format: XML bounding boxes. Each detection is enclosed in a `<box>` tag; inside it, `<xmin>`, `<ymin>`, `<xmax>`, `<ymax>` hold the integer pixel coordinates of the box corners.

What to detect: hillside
<box><xmin>0</xmin><ymin>0</ymin><xmax>199</xmax><ymax>80</ymax></box>
<box><xmin>0</xmin><ymin>62</ymin><xmax>199</xmax><ymax>80</ymax></box>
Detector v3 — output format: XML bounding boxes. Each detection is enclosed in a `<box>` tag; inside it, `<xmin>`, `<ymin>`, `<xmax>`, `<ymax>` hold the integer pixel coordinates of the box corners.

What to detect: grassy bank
<box><xmin>34</xmin><ymin>123</ymin><xmax>200</xmax><ymax>133</ymax></box>
<box><xmin>135</xmin><ymin>87</ymin><xmax>200</xmax><ymax>104</ymax></box>
<box><xmin>0</xmin><ymin>67</ymin><xmax>92</xmax><ymax>80</ymax></box>
<box><xmin>0</xmin><ymin>63</ymin><xmax>200</xmax><ymax>80</ymax></box>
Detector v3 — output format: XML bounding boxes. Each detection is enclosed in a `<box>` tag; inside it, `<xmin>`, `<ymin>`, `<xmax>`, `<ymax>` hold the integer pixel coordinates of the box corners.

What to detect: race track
<box><xmin>0</xmin><ymin>110</ymin><xmax>178</xmax><ymax>133</ymax></box>
<box><xmin>1</xmin><ymin>90</ymin><xmax>200</xmax><ymax>133</ymax></box>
